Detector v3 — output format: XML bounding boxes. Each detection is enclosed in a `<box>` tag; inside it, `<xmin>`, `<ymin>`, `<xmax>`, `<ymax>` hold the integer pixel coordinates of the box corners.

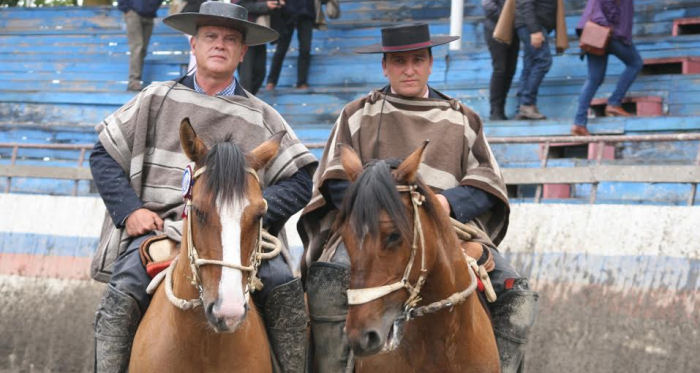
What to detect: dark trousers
<box><xmin>484</xmin><ymin>23</ymin><xmax>519</xmax><ymax>116</ymax></box>
<box><xmin>267</xmin><ymin>16</ymin><xmax>313</xmax><ymax>87</ymax></box>
<box><xmin>516</xmin><ymin>26</ymin><xmax>553</xmax><ymax>106</ymax></box>
<box><xmin>573</xmin><ymin>39</ymin><xmax>643</xmax><ymax>126</ymax></box>
<box><xmin>238</xmin><ymin>43</ymin><xmax>267</xmax><ymax>95</ymax></box>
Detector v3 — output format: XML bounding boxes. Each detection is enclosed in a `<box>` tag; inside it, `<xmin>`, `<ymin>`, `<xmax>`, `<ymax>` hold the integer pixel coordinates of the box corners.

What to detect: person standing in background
<box><xmin>237</xmin><ymin>0</ymin><xmax>286</xmax><ymax>94</ymax></box>
<box><xmin>571</xmin><ymin>0</ymin><xmax>642</xmax><ymax>136</ymax></box>
<box><xmin>265</xmin><ymin>0</ymin><xmax>315</xmax><ymax>90</ymax></box>
<box><xmin>483</xmin><ymin>0</ymin><xmax>519</xmax><ymax>121</ymax></box>
<box><xmin>118</xmin><ymin>0</ymin><xmax>165</xmax><ymax>91</ymax></box>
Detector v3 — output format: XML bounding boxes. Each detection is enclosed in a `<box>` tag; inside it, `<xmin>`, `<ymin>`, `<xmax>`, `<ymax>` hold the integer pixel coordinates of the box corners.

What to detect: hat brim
<box><xmin>163</xmin><ymin>13</ymin><xmax>279</xmax><ymax>46</ymax></box>
<box><xmin>354</xmin><ymin>35</ymin><xmax>460</xmax><ymax>54</ymax></box>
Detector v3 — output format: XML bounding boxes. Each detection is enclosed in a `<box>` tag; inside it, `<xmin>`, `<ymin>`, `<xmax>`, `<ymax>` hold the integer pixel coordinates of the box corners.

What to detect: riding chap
<box><xmin>89</xmin><ymin>2</ymin><xmax>316</xmax><ymax>372</ymax></box>
<box><xmin>299</xmin><ymin>23</ymin><xmax>539</xmax><ymax>372</ymax></box>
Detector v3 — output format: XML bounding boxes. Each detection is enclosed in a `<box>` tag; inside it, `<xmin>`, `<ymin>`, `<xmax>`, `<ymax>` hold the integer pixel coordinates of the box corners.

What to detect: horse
<box><xmin>335</xmin><ymin>142</ymin><xmax>500</xmax><ymax>372</ymax></box>
<box><xmin>129</xmin><ymin>118</ymin><xmax>284</xmax><ymax>372</ymax></box>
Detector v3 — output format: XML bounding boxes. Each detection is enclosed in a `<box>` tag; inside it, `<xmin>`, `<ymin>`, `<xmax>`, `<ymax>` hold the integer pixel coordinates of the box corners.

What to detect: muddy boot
<box><xmin>263</xmin><ymin>278</ymin><xmax>309</xmax><ymax>373</ymax></box>
<box><xmin>489</xmin><ymin>279</ymin><xmax>539</xmax><ymax>373</ymax></box>
<box><xmin>94</xmin><ymin>285</ymin><xmax>142</xmax><ymax>373</ymax></box>
<box><xmin>306</xmin><ymin>262</ymin><xmax>353</xmax><ymax>373</ymax></box>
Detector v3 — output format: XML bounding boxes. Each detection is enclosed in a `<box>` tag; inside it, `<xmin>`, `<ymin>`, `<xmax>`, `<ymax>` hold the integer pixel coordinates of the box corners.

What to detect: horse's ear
<box><xmin>339</xmin><ymin>144</ymin><xmax>362</xmax><ymax>182</ymax></box>
<box><xmin>247</xmin><ymin>131</ymin><xmax>285</xmax><ymax>171</ymax></box>
<box><xmin>180</xmin><ymin>118</ymin><xmax>208</xmax><ymax>164</ymax></box>
<box><xmin>394</xmin><ymin>140</ymin><xmax>429</xmax><ymax>184</ymax></box>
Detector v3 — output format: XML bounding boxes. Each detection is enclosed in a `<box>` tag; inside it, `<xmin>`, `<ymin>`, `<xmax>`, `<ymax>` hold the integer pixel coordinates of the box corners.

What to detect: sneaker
<box><xmin>127</xmin><ymin>82</ymin><xmax>142</xmax><ymax>92</ymax></box>
<box><xmin>489</xmin><ymin>112</ymin><xmax>508</xmax><ymax>121</ymax></box>
<box><xmin>296</xmin><ymin>83</ymin><xmax>309</xmax><ymax>89</ymax></box>
<box><xmin>515</xmin><ymin>105</ymin><xmax>546</xmax><ymax>120</ymax></box>
<box><xmin>570</xmin><ymin>124</ymin><xmax>591</xmax><ymax>136</ymax></box>
<box><xmin>604</xmin><ymin>105</ymin><xmax>632</xmax><ymax>117</ymax></box>
<box><xmin>265</xmin><ymin>83</ymin><xmax>276</xmax><ymax>91</ymax></box>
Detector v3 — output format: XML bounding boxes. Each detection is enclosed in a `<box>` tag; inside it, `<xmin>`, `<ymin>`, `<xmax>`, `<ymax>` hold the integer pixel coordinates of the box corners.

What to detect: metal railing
<box><xmin>2</xmin><ymin>133</ymin><xmax>700</xmax><ymax>204</ymax></box>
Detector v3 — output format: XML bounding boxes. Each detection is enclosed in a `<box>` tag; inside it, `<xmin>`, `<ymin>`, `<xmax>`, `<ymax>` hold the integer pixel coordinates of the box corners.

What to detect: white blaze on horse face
<box><xmin>216</xmin><ymin>196</ymin><xmax>250</xmax><ymax>320</ymax></box>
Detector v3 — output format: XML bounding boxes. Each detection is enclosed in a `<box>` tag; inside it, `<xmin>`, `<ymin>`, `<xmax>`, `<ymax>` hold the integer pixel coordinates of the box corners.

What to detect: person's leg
<box><xmin>250</xmin><ymin>44</ymin><xmax>267</xmax><ymax>94</ymax></box>
<box><xmin>295</xmin><ymin>17</ymin><xmax>314</xmax><ymax>88</ymax></box>
<box><xmin>503</xmin><ymin>30</ymin><xmax>520</xmax><ymax>114</ymax></box>
<box><xmin>486</xmin><ymin>248</ymin><xmax>539</xmax><ymax>373</ymax></box>
<box><xmin>238</xmin><ymin>46</ymin><xmax>256</xmax><ymax>93</ymax></box>
<box><xmin>522</xmin><ymin>29</ymin><xmax>552</xmax><ymax>107</ymax></box>
<box><xmin>607</xmin><ymin>39</ymin><xmax>643</xmax><ymax>107</ymax></box>
<box><xmin>95</xmin><ymin>233</ymin><xmax>154</xmax><ymax>373</ymax></box>
<box><xmin>255</xmin><ymin>254</ymin><xmax>308</xmax><ymax>373</ymax></box>
<box><xmin>573</xmin><ymin>52</ymin><xmax>609</xmax><ymax>128</ymax></box>
<box><xmin>266</xmin><ymin>20</ymin><xmax>295</xmax><ymax>88</ymax></box>
<box><xmin>124</xmin><ymin>10</ymin><xmax>144</xmax><ymax>91</ymax></box>
<box><xmin>485</xmin><ymin>23</ymin><xmax>511</xmax><ymax>120</ymax></box>
<box><xmin>306</xmin><ymin>242</ymin><xmax>353</xmax><ymax>373</ymax></box>
<box><xmin>515</xmin><ymin>26</ymin><xmax>534</xmax><ymax>107</ymax></box>
<box><xmin>138</xmin><ymin>15</ymin><xmax>154</xmax><ymax>87</ymax></box>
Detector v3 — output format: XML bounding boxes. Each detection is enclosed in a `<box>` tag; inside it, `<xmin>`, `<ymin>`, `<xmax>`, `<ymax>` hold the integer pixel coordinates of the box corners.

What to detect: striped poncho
<box><xmin>91</xmin><ymin>81</ymin><xmax>316</xmax><ymax>282</ymax></box>
<box><xmin>299</xmin><ymin>88</ymin><xmax>510</xmax><ymax>275</ymax></box>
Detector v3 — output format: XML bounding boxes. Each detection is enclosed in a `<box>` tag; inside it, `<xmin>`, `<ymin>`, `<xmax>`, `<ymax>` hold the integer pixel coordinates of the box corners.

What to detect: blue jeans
<box><xmin>516</xmin><ymin>26</ymin><xmax>553</xmax><ymax>106</ymax></box>
<box><xmin>573</xmin><ymin>39</ymin><xmax>643</xmax><ymax>126</ymax></box>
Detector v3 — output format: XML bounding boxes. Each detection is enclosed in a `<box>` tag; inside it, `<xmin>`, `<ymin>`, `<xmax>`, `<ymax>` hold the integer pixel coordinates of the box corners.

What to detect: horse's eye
<box><xmin>194</xmin><ymin>207</ymin><xmax>207</xmax><ymax>224</ymax></box>
<box><xmin>385</xmin><ymin>231</ymin><xmax>402</xmax><ymax>247</ymax></box>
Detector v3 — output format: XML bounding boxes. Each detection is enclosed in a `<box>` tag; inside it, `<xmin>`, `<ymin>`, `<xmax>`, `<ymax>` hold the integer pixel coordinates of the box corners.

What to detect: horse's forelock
<box><xmin>341</xmin><ymin>160</ymin><xmax>412</xmax><ymax>243</ymax></box>
<box><xmin>204</xmin><ymin>142</ymin><xmax>248</xmax><ymax>205</ymax></box>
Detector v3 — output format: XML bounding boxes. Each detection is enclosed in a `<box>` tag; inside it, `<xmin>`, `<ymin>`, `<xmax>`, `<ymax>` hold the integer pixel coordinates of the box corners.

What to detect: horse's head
<box><xmin>179</xmin><ymin>118</ymin><xmax>283</xmax><ymax>333</ymax></box>
<box><xmin>337</xmin><ymin>142</ymin><xmax>455</xmax><ymax>356</ymax></box>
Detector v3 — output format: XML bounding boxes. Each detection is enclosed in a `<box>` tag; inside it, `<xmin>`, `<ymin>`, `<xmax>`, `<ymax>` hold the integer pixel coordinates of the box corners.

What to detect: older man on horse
<box><xmin>299</xmin><ymin>23</ymin><xmax>538</xmax><ymax>373</ymax></box>
<box><xmin>89</xmin><ymin>2</ymin><xmax>316</xmax><ymax>372</ymax></box>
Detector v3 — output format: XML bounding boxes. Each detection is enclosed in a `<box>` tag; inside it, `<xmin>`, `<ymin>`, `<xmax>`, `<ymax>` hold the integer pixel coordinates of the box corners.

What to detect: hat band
<box><xmin>382</xmin><ymin>41</ymin><xmax>432</xmax><ymax>52</ymax></box>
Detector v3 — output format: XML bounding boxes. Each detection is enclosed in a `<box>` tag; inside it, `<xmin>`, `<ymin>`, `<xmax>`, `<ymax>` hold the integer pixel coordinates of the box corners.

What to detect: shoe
<box><xmin>296</xmin><ymin>83</ymin><xmax>309</xmax><ymax>89</ymax></box>
<box><xmin>604</xmin><ymin>105</ymin><xmax>632</xmax><ymax>117</ymax></box>
<box><xmin>515</xmin><ymin>105</ymin><xmax>546</xmax><ymax>120</ymax></box>
<box><xmin>127</xmin><ymin>82</ymin><xmax>142</xmax><ymax>92</ymax></box>
<box><xmin>570</xmin><ymin>124</ymin><xmax>590</xmax><ymax>136</ymax></box>
<box><xmin>489</xmin><ymin>112</ymin><xmax>508</xmax><ymax>121</ymax></box>
<box><xmin>265</xmin><ymin>83</ymin><xmax>275</xmax><ymax>91</ymax></box>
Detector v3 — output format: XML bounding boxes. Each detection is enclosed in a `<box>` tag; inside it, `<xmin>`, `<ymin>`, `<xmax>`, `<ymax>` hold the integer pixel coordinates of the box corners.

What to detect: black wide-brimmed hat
<box><xmin>355</xmin><ymin>23</ymin><xmax>459</xmax><ymax>54</ymax></box>
<box><xmin>163</xmin><ymin>1</ymin><xmax>278</xmax><ymax>46</ymax></box>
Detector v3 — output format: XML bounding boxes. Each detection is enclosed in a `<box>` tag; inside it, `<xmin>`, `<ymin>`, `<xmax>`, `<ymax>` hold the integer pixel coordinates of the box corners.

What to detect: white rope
<box><xmin>164</xmin><ymin>257</ymin><xmax>203</xmax><ymax>310</ymax></box>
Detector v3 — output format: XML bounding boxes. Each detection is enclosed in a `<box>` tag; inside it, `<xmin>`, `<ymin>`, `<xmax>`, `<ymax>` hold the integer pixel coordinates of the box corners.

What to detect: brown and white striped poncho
<box><xmin>299</xmin><ymin>88</ymin><xmax>510</xmax><ymax>274</ymax></box>
<box><xmin>91</xmin><ymin>81</ymin><xmax>317</xmax><ymax>282</ymax></box>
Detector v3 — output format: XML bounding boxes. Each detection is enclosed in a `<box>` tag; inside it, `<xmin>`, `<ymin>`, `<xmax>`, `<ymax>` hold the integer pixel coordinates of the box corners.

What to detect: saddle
<box><xmin>139</xmin><ymin>234</ymin><xmax>180</xmax><ymax>278</ymax></box>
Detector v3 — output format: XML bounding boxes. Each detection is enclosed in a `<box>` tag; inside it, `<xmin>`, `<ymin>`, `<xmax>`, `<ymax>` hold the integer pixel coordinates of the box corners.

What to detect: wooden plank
<box><xmin>0</xmin><ymin>165</ymin><xmax>92</xmax><ymax>180</ymax></box>
<box><xmin>503</xmin><ymin>165</ymin><xmax>700</xmax><ymax>184</ymax></box>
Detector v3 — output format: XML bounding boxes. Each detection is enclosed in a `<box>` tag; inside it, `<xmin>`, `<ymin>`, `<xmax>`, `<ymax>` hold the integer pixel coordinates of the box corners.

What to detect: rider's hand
<box><xmin>530</xmin><ymin>31</ymin><xmax>544</xmax><ymax>49</ymax></box>
<box><xmin>125</xmin><ymin>208</ymin><xmax>163</xmax><ymax>237</ymax></box>
<box><xmin>435</xmin><ymin>194</ymin><xmax>451</xmax><ymax>216</ymax></box>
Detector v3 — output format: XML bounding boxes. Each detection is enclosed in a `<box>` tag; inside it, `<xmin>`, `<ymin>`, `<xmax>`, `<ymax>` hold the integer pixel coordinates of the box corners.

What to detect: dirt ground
<box><xmin>0</xmin><ymin>275</ymin><xmax>697</xmax><ymax>372</ymax></box>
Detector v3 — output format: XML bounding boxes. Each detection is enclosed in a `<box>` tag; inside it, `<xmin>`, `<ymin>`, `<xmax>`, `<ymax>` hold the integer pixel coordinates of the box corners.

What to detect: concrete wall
<box><xmin>0</xmin><ymin>194</ymin><xmax>697</xmax><ymax>372</ymax></box>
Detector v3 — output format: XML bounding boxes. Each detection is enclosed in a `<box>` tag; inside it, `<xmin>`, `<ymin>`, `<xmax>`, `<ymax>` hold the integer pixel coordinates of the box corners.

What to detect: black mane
<box><xmin>204</xmin><ymin>141</ymin><xmax>248</xmax><ymax>204</ymax></box>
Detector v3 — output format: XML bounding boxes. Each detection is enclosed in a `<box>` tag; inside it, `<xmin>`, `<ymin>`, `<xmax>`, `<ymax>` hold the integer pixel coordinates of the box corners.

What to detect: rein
<box><xmin>346</xmin><ymin>184</ymin><xmax>480</xmax><ymax>320</ymax></box>
<box><xmin>164</xmin><ymin>165</ymin><xmax>283</xmax><ymax>310</ymax></box>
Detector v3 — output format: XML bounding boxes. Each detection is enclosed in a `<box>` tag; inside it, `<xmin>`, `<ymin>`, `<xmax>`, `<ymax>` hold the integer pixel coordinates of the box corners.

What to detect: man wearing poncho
<box><xmin>89</xmin><ymin>2</ymin><xmax>316</xmax><ymax>372</ymax></box>
<box><xmin>299</xmin><ymin>23</ymin><xmax>538</xmax><ymax>373</ymax></box>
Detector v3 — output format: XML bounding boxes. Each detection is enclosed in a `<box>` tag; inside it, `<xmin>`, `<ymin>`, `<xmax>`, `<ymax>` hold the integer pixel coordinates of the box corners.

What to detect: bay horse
<box><xmin>336</xmin><ymin>142</ymin><xmax>500</xmax><ymax>372</ymax></box>
<box><xmin>129</xmin><ymin>119</ymin><xmax>284</xmax><ymax>372</ymax></box>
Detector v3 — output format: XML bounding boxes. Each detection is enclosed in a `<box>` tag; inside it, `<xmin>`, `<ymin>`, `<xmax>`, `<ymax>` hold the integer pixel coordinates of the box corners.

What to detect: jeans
<box><xmin>516</xmin><ymin>26</ymin><xmax>553</xmax><ymax>106</ymax></box>
<box><xmin>573</xmin><ymin>39</ymin><xmax>643</xmax><ymax>126</ymax></box>
<box><xmin>238</xmin><ymin>43</ymin><xmax>267</xmax><ymax>95</ymax></box>
<box><xmin>124</xmin><ymin>10</ymin><xmax>154</xmax><ymax>87</ymax></box>
<box><xmin>267</xmin><ymin>16</ymin><xmax>314</xmax><ymax>87</ymax></box>
<box><xmin>484</xmin><ymin>23</ymin><xmax>519</xmax><ymax>116</ymax></box>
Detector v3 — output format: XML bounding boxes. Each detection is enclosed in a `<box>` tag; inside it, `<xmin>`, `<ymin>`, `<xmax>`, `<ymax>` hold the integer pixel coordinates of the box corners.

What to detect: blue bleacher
<box><xmin>0</xmin><ymin>0</ymin><xmax>698</xmax><ymax>202</ymax></box>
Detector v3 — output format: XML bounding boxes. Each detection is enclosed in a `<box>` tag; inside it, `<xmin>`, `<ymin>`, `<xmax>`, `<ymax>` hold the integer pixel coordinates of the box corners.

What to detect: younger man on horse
<box><xmin>299</xmin><ymin>23</ymin><xmax>538</xmax><ymax>373</ymax></box>
<box><xmin>90</xmin><ymin>2</ymin><xmax>316</xmax><ymax>372</ymax></box>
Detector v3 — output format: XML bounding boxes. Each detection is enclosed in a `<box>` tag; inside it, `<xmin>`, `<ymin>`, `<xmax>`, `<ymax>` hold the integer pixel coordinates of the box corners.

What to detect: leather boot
<box><xmin>94</xmin><ymin>285</ymin><xmax>142</xmax><ymax>373</ymax></box>
<box><xmin>489</xmin><ymin>279</ymin><xmax>539</xmax><ymax>373</ymax></box>
<box><xmin>262</xmin><ymin>278</ymin><xmax>309</xmax><ymax>373</ymax></box>
<box><xmin>515</xmin><ymin>105</ymin><xmax>547</xmax><ymax>120</ymax></box>
<box><xmin>306</xmin><ymin>262</ymin><xmax>353</xmax><ymax>373</ymax></box>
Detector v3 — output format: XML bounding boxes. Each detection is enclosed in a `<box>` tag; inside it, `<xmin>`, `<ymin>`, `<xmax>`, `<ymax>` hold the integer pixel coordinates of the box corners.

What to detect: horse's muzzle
<box><xmin>205</xmin><ymin>301</ymin><xmax>249</xmax><ymax>332</ymax></box>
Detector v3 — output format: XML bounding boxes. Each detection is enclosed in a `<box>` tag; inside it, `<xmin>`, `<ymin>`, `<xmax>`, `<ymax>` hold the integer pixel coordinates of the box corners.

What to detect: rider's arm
<box><xmin>440</xmin><ymin>185</ymin><xmax>497</xmax><ymax>224</ymax></box>
<box><xmin>320</xmin><ymin>178</ymin><xmax>351</xmax><ymax>209</ymax></box>
<box><xmin>89</xmin><ymin>140</ymin><xmax>144</xmax><ymax>228</ymax></box>
<box><xmin>262</xmin><ymin>164</ymin><xmax>314</xmax><ymax>235</ymax></box>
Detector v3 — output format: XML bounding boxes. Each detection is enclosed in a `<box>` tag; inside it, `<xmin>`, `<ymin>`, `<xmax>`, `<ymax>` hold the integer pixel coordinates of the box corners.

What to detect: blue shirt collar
<box><xmin>193</xmin><ymin>73</ymin><xmax>238</xmax><ymax>96</ymax></box>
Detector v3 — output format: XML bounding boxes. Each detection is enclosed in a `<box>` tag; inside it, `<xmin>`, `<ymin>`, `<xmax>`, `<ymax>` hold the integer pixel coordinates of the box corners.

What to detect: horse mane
<box><xmin>338</xmin><ymin>159</ymin><xmax>439</xmax><ymax>244</ymax></box>
<box><xmin>204</xmin><ymin>141</ymin><xmax>248</xmax><ymax>204</ymax></box>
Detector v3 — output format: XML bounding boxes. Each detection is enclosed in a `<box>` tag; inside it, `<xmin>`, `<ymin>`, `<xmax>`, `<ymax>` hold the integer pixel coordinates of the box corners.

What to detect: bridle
<box><xmin>164</xmin><ymin>164</ymin><xmax>283</xmax><ymax>310</ymax></box>
<box><xmin>345</xmin><ymin>184</ymin><xmax>479</xmax><ymax>320</ymax></box>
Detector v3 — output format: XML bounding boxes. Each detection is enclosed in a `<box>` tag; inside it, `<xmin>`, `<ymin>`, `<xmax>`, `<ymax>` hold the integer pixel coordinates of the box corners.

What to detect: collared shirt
<box><xmin>193</xmin><ymin>73</ymin><xmax>238</xmax><ymax>96</ymax></box>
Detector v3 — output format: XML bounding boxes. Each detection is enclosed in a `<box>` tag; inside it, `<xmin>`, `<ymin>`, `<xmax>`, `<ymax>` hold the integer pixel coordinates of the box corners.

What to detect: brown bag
<box><xmin>579</xmin><ymin>20</ymin><xmax>612</xmax><ymax>56</ymax></box>
<box><xmin>493</xmin><ymin>0</ymin><xmax>516</xmax><ymax>45</ymax></box>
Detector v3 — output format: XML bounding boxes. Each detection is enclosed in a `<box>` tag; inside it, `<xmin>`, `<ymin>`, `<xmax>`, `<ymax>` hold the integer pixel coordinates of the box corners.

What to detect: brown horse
<box><xmin>129</xmin><ymin>119</ymin><xmax>284</xmax><ymax>372</ymax></box>
<box><xmin>336</xmin><ymin>142</ymin><xmax>500</xmax><ymax>372</ymax></box>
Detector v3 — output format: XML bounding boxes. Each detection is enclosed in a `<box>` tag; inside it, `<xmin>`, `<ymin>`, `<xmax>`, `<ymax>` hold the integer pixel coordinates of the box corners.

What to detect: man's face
<box><xmin>381</xmin><ymin>49</ymin><xmax>433</xmax><ymax>97</ymax></box>
<box><xmin>191</xmin><ymin>26</ymin><xmax>248</xmax><ymax>77</ymax></box>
